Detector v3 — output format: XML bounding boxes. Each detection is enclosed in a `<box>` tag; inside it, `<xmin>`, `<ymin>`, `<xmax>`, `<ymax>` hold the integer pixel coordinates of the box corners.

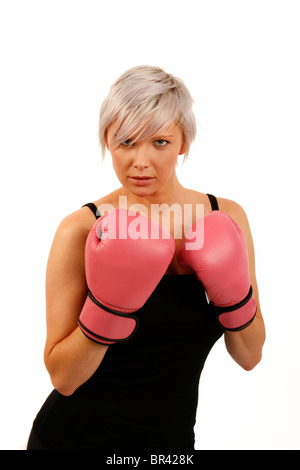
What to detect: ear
<box><xmin>104</xmin><ymin>129</ymin><xmax>109</xmax><ymax>149</ymax></box>
<box><xmin>179</xmin><ymin>135</ymin><xmax>187</xmax><ymax>155</ymax></box>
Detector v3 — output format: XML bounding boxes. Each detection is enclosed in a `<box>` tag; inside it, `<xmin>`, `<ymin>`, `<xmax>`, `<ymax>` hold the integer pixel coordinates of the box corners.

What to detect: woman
<box><xmin>27</xmin><ymin>65</ymin><xmax>265</xmax><ymax>451</ymax></box>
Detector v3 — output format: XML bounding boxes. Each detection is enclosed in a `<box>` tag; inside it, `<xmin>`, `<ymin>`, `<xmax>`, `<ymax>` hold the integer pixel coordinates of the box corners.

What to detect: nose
<box><xmin>133</xmin><ymin>144</ymin><xmax>150</xmax><ymax>170</ymax></box>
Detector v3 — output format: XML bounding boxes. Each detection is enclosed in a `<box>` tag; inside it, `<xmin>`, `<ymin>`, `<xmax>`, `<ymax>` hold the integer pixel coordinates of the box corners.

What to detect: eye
<box><xmin>154</xmin><ymin>139</ymin><xmax>168</xmax><ymax>147</ymax></box>
<box><xmin>121</xmin><ymin>139</ymin><xmax>133</xmax><ymax>147</ymax></box>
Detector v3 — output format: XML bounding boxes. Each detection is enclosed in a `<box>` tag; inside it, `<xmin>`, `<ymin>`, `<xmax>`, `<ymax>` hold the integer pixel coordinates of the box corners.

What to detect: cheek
<box><xmin>111</xmin><ymin>152</ymin><xmax>127</xmax><ymax>173</ymax></box>
<box><xmin>161</xmin><ymin>152</ymin><xmax>178</xmax><ymax>171</ymax></box>
<box><xmin>154</xmin><ymin>156</ymin><xmax>178</xmax><ymax>181</ymax></box>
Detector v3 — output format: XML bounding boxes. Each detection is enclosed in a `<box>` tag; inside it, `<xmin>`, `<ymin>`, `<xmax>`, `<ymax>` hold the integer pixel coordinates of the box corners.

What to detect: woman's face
<box><xmin>106</xmin><ymin>121</ymin><xmax>186</xmax><ymax>199</ymax></box>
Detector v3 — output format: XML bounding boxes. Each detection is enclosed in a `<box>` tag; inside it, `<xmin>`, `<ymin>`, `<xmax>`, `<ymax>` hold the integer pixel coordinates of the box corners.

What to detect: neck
<box><xmin>118</xmin><ymin>174</ymin><xmax>185</xmax><ymax>214</ymax></box>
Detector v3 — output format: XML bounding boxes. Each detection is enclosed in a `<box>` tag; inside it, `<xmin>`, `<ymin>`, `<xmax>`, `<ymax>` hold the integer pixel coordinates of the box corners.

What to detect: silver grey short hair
<box><xmin>98</xmin><ymin>65</ymin><xmax>197</xmax><ymax>160</ymax></box>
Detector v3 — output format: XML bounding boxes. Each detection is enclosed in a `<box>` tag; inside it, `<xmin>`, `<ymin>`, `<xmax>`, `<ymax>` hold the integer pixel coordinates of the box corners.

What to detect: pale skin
<box><xmin>44</xmin><ymin>121</ymin><xmax>265</xmax><ymax>396</ymax></box>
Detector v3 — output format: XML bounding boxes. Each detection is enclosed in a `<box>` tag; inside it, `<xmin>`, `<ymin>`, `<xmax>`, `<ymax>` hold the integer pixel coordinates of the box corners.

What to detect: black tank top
<box><xmin>31</xmin><ymin>194</ymin><xmax>223</xmax><ymax>451</ymax></box>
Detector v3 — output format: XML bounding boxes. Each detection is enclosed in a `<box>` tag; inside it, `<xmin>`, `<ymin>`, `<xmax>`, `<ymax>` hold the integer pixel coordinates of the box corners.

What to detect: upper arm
<box><xmin>44</xmin><ymin>210</ymin><xmax>94</xmax><ymax>356</ymax></box>
<box><xmin>217</xmin><ymin>198</ymin><xmax>264</xmax><ymax>324</ymax></box>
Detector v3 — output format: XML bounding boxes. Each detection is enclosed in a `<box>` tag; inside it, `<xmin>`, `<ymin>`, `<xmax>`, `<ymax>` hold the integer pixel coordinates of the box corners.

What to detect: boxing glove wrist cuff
<box><xmin>210</xmin><ymin>286</ymin><xmax>257</xmax><ymax>331</ymax></box>
<box><xmin>212</xmin><ymin>286</ymin><xmax>253</xmax><ymax>313</ymax></box>
<box><xmin>78</xmin><ymin>291</ymin><xmax>139</xmax><ymax>345</ymax></box>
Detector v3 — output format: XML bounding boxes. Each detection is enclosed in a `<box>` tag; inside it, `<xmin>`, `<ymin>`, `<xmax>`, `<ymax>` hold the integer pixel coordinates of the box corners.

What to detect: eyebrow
<box><xmin>154</xmin><ymin>134</ymin><xmax>175</xmax><ymax>138</ymax></box>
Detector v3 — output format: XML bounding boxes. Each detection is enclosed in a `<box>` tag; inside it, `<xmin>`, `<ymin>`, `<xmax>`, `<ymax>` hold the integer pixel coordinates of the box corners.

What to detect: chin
<box><xmin>127</xmin><ymin>184</ymin><xmax>157</xmax><ymax>198</ymax></box>
<box><xmin>132</xmin><ymin>188</ymin><xmax>152</xmax><ymax>198</ymax></box>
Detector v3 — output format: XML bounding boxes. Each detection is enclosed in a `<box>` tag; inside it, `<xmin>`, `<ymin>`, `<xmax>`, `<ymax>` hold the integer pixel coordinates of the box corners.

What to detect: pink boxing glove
<box><xmin>78</xmin><ymin>208</ymin><xmax>175</xmax><ymax>344</ymax></box>
<box><xmin>177</xmin><ymin>211</ymin><xmax>256</xmax><ymax>331</ymax></box>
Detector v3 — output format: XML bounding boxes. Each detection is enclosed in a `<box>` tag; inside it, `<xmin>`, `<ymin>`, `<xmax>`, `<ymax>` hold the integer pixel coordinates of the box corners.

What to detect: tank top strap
<box><xmin>206</xmin><ymin>193</ymin><xmax>219</xmax><ymax>211</ymax></box>
<box><xmin>83</xmin><ymin>197</ymin><xmax>218</xmax><ymax>218</ymax></box>
<box><xmin>82</xmin><ymin>203</ymin><xmax>101</xmax><ymax>219</ymax></box>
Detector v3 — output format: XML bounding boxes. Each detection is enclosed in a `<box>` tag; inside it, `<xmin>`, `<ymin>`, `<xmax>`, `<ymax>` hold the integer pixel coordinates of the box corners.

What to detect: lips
<box><xmin>128</xmin><ymin>176</ymin><xmax>155</xmax><ymax>186</ymax></box>
<box><xmin>129</xmin><ymin>176</ymin><xmax>153</xmax><ymax>179</ymax></box>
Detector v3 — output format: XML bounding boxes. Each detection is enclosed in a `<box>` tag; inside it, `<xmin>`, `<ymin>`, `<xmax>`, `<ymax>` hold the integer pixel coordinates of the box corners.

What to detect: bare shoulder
<box><xmin>54</xmin><ymin>188</ymin><xmax>122</xmax><ymax>244</ymax></box>
<box><xmin>48</xmin><ymin>207</ymin><xmax>99</xmax><ymax>269</ymax></box>
<box><xmin>216</xmin><ymin>196</ymin><xmax>251</xmax><ymax>236</ymax></box>
<box><xmin>54</xmin><ymin>207</ymin><xmax>97</xmax><ymax>244</ymax></box>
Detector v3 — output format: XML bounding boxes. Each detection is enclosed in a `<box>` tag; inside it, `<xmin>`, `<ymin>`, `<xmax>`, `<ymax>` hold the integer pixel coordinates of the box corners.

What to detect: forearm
<box><xmin>224</xmin><ymin>316</ymin><xmax>266</xmax><ymax>370</ymax></box>
<box><xmin>45</xmin><ymin>327</ymin><xmax>109</xmax><ymax>396</ymax></box>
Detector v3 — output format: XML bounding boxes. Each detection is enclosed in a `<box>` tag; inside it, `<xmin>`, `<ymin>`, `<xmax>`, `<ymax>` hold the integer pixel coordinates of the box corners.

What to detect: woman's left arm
<box><xmin>219</xmin><ymin>199</ymin><xmax>266</xmax><ymax>370</ymax></box>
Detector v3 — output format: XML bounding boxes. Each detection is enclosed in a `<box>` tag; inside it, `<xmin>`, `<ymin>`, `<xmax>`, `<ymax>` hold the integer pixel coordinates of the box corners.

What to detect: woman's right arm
<box><xmin>44</xmin><ymin>210</ymin><xmax>109</xmax><ymax>396</ymax></box>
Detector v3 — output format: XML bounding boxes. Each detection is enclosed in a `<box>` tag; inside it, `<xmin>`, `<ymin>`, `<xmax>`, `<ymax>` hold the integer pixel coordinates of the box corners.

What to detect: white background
<box><xmin>1</xmin><ymin>0</ymin><xmax>299</xmax><ymax>450</ymax></box>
